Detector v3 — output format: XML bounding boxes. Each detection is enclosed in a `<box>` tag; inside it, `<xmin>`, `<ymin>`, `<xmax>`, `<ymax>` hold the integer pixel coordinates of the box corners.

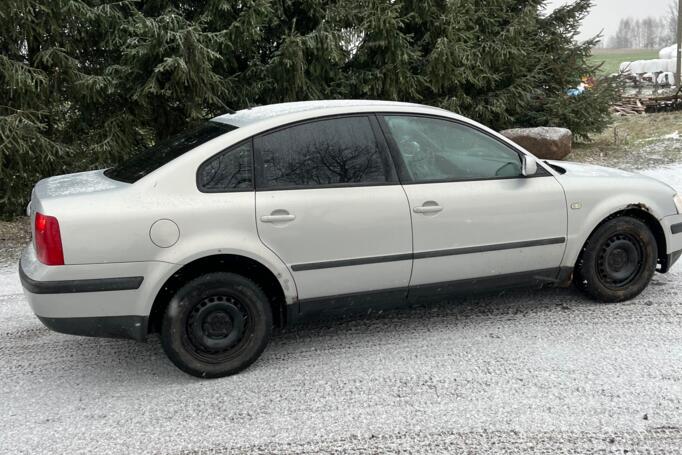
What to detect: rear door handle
<box><xmin>260</xmin><ymin>214</ymin><xmax>296</xmax><ymax>223</ymax></box>
<box><xmin>413</xmin><ymin>203</ymin><xmax>443</xmax><ymax>214</ymax></box>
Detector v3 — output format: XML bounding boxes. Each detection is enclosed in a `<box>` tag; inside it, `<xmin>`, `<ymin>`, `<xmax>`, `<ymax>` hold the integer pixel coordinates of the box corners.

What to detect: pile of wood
<box><xmin>611</xmin><ymin>97</ymin><xmax>646</xmax><ymax>116</ymax></box>
<box><xmin>611</xmin><ymin>93</ymin><xmax>682</xmax><ymax>116</ymax></box>
<box><xmin>642</xmin><ymin>94</ymin><xmax>682</xmax><ymax>113</ymax></box>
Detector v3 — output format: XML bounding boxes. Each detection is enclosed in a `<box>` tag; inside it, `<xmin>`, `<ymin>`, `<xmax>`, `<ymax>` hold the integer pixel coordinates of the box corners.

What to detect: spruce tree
<box><xmin>0</xmin><ymin>0</ymin><xmax>615</xmax><ymax>218</ymax></box>
<box><xmin>517</xmin><ymin>0</ymin><xmax>619</xmax><ymax>139</ymax></box>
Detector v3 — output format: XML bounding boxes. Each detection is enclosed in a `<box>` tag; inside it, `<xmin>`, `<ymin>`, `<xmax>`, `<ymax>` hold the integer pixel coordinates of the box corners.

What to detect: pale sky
<box><xmin>545</xmin><ymin>0</ymin><xmax>674</xmax><ymax>40</ymax></box>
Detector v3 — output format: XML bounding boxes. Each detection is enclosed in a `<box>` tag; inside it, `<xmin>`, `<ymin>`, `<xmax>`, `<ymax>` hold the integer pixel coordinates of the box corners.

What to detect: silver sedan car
<box><xmin>19</xmin><ymin>100</ymin><xmax>682</xmax><ymax>377</ymax></box>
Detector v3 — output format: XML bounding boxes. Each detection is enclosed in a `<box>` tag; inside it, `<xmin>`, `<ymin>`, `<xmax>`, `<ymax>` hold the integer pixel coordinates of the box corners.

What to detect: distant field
<box><xmin>589</xmin><ymin>48</ymin><xmax>659</xmax><ymax>75</ymax></box>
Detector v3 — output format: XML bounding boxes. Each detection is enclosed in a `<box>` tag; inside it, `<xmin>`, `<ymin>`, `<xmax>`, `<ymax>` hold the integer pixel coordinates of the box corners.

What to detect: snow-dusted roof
<box><xmin>212</xmin><ymin>100</ymin><xmax>426</xmax><ymax>127</ymax></box>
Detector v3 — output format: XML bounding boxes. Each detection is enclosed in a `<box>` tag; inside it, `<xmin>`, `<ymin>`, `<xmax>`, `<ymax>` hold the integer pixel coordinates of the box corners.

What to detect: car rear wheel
<box><xmin>575</xmin><ymin>216</ymin><xmax>657</xmax><ymax>302</ymax></box>
<box><xmin>160</xmin><ymin>272</ymin><xmax>272</xmax><ymax>378</ymax></box>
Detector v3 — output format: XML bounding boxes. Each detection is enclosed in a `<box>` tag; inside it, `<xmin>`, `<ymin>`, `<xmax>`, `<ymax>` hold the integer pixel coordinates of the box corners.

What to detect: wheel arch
<box><xmin>148</xmin><ymin>253</ymin><xmax>295</xmax><ymax>333</ymax></box>
<box><xmin>574</xmin><ymin>205</ymin><xmax>667</xmax><ymax>271</ymax></box>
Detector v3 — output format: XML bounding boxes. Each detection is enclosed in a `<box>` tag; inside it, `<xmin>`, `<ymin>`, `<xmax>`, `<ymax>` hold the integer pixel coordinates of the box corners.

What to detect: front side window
<box><xmin>198</xmin><ymin>141</ymin><xmax>253</xmax><ymax>192</ymax></box>
<box><xmin>105</xmin><ymin>121</ymin><xmax>237</xmax><ymax>183</ymax></box>
<box><xmin>254</xmin><ymin>116</ymin><xmax>393</xmax><ymax>189</ymax></box>
<box><xmin>382</xmin><ymin>116</ymin><xmax>522</xmax><ymax>182</ymax></box>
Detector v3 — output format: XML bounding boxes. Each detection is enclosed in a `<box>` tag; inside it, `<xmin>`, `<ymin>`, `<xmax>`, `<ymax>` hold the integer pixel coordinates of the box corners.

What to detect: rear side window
<box><xmin>105</xmin><ymin>121</ymin><xmax>237</xmax><ymax>183</ymax></box>
<box><xmin>198</xmin><ymin>141</ymin><xmax>253</xmax><ymax>192</ymax></box>
<box><xmin>254</xmin><ymin>116</ymin><xmax>394</xmax><ymax>189</ymax></box>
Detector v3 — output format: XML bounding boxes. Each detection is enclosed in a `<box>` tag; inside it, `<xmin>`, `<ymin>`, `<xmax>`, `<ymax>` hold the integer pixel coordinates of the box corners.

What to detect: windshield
<box><xmin>104</xmin><ymin>121</ymin><xmax>238</xmax><ymax>183</ymax></box>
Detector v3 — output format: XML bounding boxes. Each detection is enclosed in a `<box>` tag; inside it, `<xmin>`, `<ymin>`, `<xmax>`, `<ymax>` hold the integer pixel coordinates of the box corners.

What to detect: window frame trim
<box><xmin>375</xmin><ymin>113</ymin><xmax>551</xmax><ymax>185</ymax></box>
<box><xmin>107</xmin><ymin>121</ymin><xmax>238</xmax><ymax>184</ymax></box>
<box><xmin>252</xmin><ymin>113</ymin><xmax>400</xmax><ymax>192</ymax></box>
<box><xmin>196</xmin><ymin>138</ymin><xmax>256</xmax><ymax>193</ymax></box>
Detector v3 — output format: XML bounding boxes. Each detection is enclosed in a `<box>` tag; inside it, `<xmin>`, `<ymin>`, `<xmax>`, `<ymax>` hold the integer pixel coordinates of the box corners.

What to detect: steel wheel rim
<box><xmin>184</xmin><ymin>294</ymin><xmax>252</xmax><ymax>364</ymax></box>
<box><xmin>596</xmin><ymin>233</ymin><xmax>644</xmax><ymax>289</ymax></box>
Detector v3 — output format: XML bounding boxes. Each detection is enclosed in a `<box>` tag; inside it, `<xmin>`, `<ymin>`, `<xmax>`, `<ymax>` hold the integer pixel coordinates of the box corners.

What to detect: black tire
<box><xmin>160</xmin><ymin>272</ymin><xmax>272</xmax><ymax>378</ymax></box>
<box><xmin>575</xmin><ymin>216</ymin><xmax>657</xmax><ymax>302</ymax></box>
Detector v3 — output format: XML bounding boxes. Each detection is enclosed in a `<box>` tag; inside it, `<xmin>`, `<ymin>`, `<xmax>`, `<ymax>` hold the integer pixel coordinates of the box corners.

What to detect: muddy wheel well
<box><xmin>148</xmin><ymin>255</ymin><xmax>287</xmax><ymax>334</ymax></box>
<box><xmin>580</xmin><ymin>207</ymin><xmax>667</xmax><ymax>271</ymax></box>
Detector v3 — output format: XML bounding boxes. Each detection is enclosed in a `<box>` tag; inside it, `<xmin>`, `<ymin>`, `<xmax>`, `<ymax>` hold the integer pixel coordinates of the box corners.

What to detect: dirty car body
<box><xmin>19</xmin><ymin>100</ymin><xmax>682</xmax><ymax>377</ymax></box>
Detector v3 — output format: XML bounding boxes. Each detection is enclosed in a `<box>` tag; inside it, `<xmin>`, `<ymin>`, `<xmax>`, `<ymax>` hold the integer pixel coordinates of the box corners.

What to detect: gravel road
<box><xmin>2</xmin><ymin>165</ymin><xmax>682</xmax><ymax>454</ymax></box>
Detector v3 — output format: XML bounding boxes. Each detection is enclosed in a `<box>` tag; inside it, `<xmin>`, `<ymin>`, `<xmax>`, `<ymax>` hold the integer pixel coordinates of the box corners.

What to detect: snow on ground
<box><xmin>0</xmin><ymin>266</ymin><xmax>22</xmax><ymax>297</ymax></box>
<box><xmin>1</xmin><ymin>165</ymin><xmax>681</xmax><ymax>454</ymax></box>
<box><xmin>639</xmin><ymin>163</ymin><xmax>682</xmax><ymax>190</ymax></box>
<box><xmin>643</xmin><ymin>131</ymin><xmax>681</xmax><ymax>142</ymax></box>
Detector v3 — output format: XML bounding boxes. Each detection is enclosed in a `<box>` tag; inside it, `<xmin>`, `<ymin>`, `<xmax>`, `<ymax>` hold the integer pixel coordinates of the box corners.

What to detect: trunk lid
<box><xmin>32</xmin><ymin>170</ymin><xmax>127</xmax><ymax>202</ymax></box>
<box><xmin>27</xmin><ymin>170</ymin><xmax>130</xmax><ymax>264</ymax></box>
<box><xmin>28</xmin><ymin>169</ymin><xmax>129</xmax><ymax>223</ymax></box>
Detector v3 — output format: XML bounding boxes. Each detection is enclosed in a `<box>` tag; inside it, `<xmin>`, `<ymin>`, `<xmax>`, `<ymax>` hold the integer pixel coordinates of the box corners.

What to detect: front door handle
<box><xmin>413</xmin><ymin>202</ymin><xmax>443</xmax><ymax>214</ymax></box>
<box><xmin>260</xmin><ymin>213</ymin><xmax>296</xmax><ymax>223</ymax></box>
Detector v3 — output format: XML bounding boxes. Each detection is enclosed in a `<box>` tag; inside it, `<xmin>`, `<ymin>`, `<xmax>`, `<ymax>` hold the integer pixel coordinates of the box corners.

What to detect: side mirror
<box><xmin>521</xmin><ymin>155</ymin><xmax>537</xmax><ymax>177</ymax></box>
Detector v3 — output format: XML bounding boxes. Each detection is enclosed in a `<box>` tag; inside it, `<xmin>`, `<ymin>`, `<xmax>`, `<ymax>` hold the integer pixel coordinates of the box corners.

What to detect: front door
<box><xmin>254</xmin><ymin>115</ymin><xmax>413</xmax><ymax>312</ymax></box>
<box><xmin>379</xmin><ymin>114</ymin><xmax>568</xmax><ymax>297</ymax></box>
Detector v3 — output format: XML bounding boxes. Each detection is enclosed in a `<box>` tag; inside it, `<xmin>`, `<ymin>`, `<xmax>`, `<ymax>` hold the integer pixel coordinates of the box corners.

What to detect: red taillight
<box><xmin>34</xmin><ymin>212</ymin><xmax>64</xmax><ymax>265</ymax></box>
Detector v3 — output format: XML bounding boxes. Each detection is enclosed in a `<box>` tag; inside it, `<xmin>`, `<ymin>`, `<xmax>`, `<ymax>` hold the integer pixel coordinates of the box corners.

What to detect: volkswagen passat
<box><xmin>19</xmin><ymin>100</ymin><xmax>682</xmax><ymax>377</ymax></box>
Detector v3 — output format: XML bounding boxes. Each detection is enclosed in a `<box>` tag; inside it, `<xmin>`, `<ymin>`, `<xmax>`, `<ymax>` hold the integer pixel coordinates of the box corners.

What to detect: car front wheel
<box><xmin>575</xmin><ymin>216</ymin><xmax>657</xmax><ymax>302</ymax></box>
<box><xmin>160</xmin><ymin>272</ymin><xmax>272</xmax><ymax>378</ymax></box>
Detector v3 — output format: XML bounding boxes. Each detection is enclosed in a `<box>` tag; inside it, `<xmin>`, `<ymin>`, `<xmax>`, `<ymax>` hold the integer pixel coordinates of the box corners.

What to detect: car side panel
<box><xmin>255</xmin><ymin>186</ymin><xmax>413</xmax><ymax>300</ymax></box>
<box><xmin>142</xmin><ymin>190</ymin><xmax>299</xmax><ymax>305</ymax></box>
<box><xmin>557</xmin><ymin>176</ymin><xmax>678</xmax><ymax>268</ymax></box>
<box><xmin>404</xmin><ymin>176</ymin><xmax>568</xmax><ymax>288</ymax></box>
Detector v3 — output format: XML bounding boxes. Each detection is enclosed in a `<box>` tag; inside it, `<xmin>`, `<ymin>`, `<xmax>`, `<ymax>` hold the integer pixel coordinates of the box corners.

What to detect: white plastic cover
<box><xmin>626</xmin><ymin>58</ymin><xmax>677</xmax><ymax>75</ymax></box>
<box><xmin>657</xmin><ymin>72</ymin><xmax>675</xmax><ymax>84</ymax></box>
<box><xmin>659</xmin><ymin>44</ymin><xmax>678</xmax><ymax>60</ymax></box>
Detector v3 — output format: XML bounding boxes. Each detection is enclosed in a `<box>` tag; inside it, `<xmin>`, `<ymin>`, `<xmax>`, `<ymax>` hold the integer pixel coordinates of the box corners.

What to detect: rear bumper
<box><xmin>37</xmin><ymin>315</ymin><xmax>148</xmax><ymax>341</ymax></box>
<box><xmin>19</xmin><ymin>244</ymin><xmax>177</xmax><ymax>341</ymax></box>
<box><xmin>19</xmin><ymin>264</ymin><xmax>143</xmax><ymax>294</ymax></box>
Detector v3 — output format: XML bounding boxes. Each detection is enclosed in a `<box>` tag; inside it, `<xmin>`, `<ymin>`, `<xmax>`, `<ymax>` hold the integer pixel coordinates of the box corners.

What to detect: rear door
<box><xmin>379</xmin><ymin>114</ymin><xmax>568</xmax><ymax>298</ymax></box>
<box><xmin>254</xmin><ymin>115</ymin><xmax>413</xmax><ymax>312</ymax></box>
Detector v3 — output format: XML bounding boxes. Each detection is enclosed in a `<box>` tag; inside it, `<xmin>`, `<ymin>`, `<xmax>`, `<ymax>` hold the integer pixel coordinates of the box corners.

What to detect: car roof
<box><xmin>211</xmin><ymin>100</ymin><xmax>437</xmax><ymax>127</ymax></box>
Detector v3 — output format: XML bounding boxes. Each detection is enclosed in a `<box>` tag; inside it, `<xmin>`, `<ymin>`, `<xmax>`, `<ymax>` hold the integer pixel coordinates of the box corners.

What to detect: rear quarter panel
<box><xmin>47</xmin><ymin>136</ymin><xmax>298</xmax><ymax>307</ymax></box>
